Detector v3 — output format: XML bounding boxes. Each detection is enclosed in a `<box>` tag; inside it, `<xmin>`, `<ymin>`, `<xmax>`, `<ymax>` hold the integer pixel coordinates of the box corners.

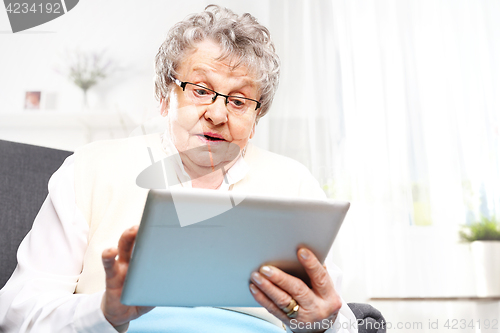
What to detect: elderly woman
<box><xmin>0</xmin><ymin>5</ymin><xmax>356</xmax><ymax>333</ymax></box>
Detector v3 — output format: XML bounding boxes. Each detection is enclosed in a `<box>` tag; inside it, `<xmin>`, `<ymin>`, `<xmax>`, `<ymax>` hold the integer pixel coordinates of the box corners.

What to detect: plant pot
<box><xmin>81</xmin><ymin>89</ymin><xmax>89</xmax><ymax>111</ymax></box>
<box><xmin>470</xmin><ymin>241</ymin><xmax>500</xmax><ymax>296</ymax></box>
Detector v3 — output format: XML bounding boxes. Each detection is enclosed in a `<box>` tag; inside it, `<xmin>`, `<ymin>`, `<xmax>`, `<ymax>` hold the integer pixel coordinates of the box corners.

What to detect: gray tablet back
<box><xmin>121</xmin><ymin>189</ymin><xmax>349</xmax><ymax>307</ymax></box>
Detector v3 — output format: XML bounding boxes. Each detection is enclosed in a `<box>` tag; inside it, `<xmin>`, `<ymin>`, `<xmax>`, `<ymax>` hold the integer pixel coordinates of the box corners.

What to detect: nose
<box><xmin>204</xmin><ymin>94</ymin><xmax>228</xmax><ymax>125</ymax></box>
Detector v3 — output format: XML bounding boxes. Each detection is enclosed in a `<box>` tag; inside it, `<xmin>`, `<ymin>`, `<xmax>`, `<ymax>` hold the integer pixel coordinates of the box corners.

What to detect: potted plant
<box><xmin>56</xmin><ymin>50</ymin><xmax>114</xmax><ymax>110</ymax></box>
<box><xmin>459</xmin><ymin>216</ymin><xmax>500</xmax><ymax>296</ymax></box>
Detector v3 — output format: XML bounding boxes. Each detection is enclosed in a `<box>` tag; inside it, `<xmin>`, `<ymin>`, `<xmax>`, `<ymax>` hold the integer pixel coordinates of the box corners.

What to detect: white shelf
<box><xmin>0</xmin><ymin>111</ymin><xmax>141</xmax><ymax>151</ymax></box>
<box><xmin>0</xmin><ymin>111</ymin><xmax>138</xmax><ymax>129</ymax></box>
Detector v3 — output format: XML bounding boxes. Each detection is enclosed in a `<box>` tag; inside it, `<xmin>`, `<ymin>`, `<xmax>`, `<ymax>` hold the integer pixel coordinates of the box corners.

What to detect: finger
<box><xmin>256</xmin><ymin>266</ymin><xmax>315</xmax><ymax>308</ymax></box>
<box><xmin>249</xmin><ymin>283</ymin><xmax>290</xmax><ymax>324</ymax></box>
<box><xmin>102</xmin><ymin>247</ymin><xmax>119</xmax><ymax>282</ymax></box>
<box><xmin>117</xmin><ymin>225</ymin><xmax>139</xmax><ymax>263</ymax></box>
<box><xmin>297</xmin><ymin>248</ymin><xmax>335</xmax><ymax>298</ymax></box>
<box><xmin>251</xmin><ymin>272</ymin><xmax>297</xmax><ymax>310</ymax></box>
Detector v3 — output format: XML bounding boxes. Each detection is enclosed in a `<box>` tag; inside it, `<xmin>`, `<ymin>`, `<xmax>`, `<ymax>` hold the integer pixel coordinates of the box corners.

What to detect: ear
<box><xmin>160</xmin><ymin>98</ymin><xmax>168</xmax><ymax>117</ymax></box>
<box><xmin>249</xmin><ymin>121</ymin><xmax>257</xmax><ymax>139</ymax></box>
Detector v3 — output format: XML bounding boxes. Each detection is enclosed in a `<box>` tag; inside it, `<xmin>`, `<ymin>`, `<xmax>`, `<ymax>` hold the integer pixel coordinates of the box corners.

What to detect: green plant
<box><xmin>55</xmin><ymin>49</ymin><xmax>114</xmax><ymax>108</ymax></box>
<box><xmin>459</xmin><ymin>216</ymin><xmax>500</xmax><ymax>242</ymax></box>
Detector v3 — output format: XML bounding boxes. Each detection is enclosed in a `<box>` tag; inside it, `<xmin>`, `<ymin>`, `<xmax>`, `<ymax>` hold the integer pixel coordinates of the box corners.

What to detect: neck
<box><xmin>191</xmin><ymin>171</ymin><xmax>224</xmax><ymax>189</ymax></box>
<box><xmin>181</xmin><ymin>156</ymin><xmax>239</xmax><ymax>190</ymax></box>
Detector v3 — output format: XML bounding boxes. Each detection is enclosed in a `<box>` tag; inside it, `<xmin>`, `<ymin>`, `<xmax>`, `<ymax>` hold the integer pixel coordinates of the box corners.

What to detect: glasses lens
<box><xmin>227</xmin><ymin>96</ymin><xmax>252</xmax><ymax>114</ymax></box>
<box><xmin>186</xmin><ymin>84</ymin><xmax>214</xmax><ymax>104</ymax></box>
<box><xmin>184</xmin><ymin>83</ymin><xmax>257</xmax><ymax>114</ymax></box>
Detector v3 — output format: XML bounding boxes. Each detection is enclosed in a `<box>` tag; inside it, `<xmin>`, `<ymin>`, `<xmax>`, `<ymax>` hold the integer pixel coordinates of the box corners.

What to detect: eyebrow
<box><xmin>191</xmin><ymin>67</ymin><xmax>208</xmax><ymax>76</ymax></box>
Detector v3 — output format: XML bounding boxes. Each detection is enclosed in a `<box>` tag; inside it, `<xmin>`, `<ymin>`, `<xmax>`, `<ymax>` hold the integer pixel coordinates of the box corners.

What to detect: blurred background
<box><xmin>1</xmin><ymin>0</ymin><xmax>500</xmax><ymax>331</ymax></box>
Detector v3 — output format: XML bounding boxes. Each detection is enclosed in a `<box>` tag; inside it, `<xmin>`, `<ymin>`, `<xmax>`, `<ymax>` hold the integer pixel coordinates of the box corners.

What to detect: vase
<box><xmin>81</xmin><ymin>89</ymin><xmax>89</xmax><ymax>111</ymax></box>
<box><xmin>470</xmin><ymin>241</ymin><xmax>500</xmax><ymax>296</ymax></box>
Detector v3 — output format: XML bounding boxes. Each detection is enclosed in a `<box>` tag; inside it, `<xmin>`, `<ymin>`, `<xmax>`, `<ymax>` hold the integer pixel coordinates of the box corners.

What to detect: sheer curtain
<box><xmin>264</xmin><ymin>0</ymin><xmax>500</xmax><ymax>300</ymax></box>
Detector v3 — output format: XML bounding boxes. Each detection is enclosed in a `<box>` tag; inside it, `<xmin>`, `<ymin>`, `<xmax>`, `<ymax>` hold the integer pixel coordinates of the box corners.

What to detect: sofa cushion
<box><xmin>0</xmin><ymin>140</ymin><xmax>71</xmax><ymax>288</ymax></box>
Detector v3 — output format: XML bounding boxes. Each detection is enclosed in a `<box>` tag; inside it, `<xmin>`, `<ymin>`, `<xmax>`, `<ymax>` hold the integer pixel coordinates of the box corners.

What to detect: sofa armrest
<box><xmin>347</xmin><ymin>303</ymin><xmax>386</xmax><ymax>333</ymax></box>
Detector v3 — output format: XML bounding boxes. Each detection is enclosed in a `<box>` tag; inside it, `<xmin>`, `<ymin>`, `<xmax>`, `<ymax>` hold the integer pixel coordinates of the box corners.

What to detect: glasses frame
<box><xmin>169</xmin><ymin>76</ymin><xmax>261</xmax><ymax>112</ymax></box>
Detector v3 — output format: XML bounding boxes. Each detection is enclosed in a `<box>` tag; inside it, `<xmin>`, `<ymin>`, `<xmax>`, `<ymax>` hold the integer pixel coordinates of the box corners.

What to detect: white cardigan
<box><xmin>73</xmin><ymin>133</ymin><xmax>328</xmax><ymax>294</ymax></box>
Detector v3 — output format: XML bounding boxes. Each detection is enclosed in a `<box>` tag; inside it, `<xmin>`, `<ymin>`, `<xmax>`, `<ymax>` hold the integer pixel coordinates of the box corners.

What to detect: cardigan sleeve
<box><xmin>0</xmin><ymin>156</ymin><xmax>121</xmax><ymax>333</ymax></box>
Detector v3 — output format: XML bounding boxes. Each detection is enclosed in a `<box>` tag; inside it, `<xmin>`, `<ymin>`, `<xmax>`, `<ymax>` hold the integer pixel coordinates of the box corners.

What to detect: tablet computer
<box><xmin>121</xmin><ymin>189</ymin><xmax>349</xmax><ymax>307</ymax></box>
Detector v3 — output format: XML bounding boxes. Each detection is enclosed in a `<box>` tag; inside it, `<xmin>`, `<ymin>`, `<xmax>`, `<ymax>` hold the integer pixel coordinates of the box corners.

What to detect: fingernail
<box><xmin>299</xmin><ymin>249</ymin><xmax>309</xmax><ymax>260</ymax></box>
<box><xmin>251</xmin><ymin>272</ymin><xmax>263</xmax><ymax>285</ymax></box>
<box><xmin>249</xmin><ymin>284</ymin><xmax>258</xmax><ymax>294</ymax></box>
<box><xmin>260</xmin><ymin>265</ymin><xmax>273</xmax><ymax>277</ymax></box>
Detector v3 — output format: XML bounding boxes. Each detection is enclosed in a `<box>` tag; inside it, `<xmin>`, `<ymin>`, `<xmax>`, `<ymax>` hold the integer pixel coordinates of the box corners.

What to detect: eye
<box><xmin>193</xmin><ymin>88</ymin><xmax>211</xmax><ymax>96</ymax></box>
<box><xmin>228</xmin><ymin>97</ymin><xmax>246</xmax><ymax>108</ymax></box>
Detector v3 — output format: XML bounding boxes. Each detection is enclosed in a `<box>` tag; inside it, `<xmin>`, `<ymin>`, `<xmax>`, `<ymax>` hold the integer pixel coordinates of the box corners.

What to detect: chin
<box><xmin>187</xmin><ymin>151</ymin><xmax>235</xmax><ymax>169</ymax></box>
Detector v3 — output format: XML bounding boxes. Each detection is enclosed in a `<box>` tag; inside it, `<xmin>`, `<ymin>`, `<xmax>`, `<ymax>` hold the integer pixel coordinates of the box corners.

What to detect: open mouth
<box><xmin>198</xmin><ymin>133</ymin><xmax>226</xmax><ymax>142</ymax></box>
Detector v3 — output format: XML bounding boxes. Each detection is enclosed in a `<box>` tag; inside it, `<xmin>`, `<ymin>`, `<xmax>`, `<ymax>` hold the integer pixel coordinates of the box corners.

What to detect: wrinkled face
<box><xmin>161</xmin><ymin>40</ymin><xmax>260</xmax><ymax>172</ymax></box>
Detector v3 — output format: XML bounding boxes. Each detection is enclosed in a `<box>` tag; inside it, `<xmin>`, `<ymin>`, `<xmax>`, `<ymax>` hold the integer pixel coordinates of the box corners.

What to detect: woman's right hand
<box><xmin>100</xmin><ymin>226</ymin><xmax>154</xmax><ymax>328</ymax></box>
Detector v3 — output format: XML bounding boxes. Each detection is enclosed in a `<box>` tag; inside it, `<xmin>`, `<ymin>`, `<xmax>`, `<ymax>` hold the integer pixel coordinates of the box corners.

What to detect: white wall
<box><xmin>0</xmin><ymin>0</ymin><xmax>270</xmax><ymax>119</ymax></box>
<box><xmin>0</xmin><ymin>0</ymin><xmax>272</xmax><ymax>148</ymax></box>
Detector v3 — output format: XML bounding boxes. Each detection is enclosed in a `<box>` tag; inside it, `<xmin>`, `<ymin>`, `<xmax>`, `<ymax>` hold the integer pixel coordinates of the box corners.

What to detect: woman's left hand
<box><xmin>249</xmin><ymin>248</ymin><xmax>341</xmax><ymax>333</ymax></box>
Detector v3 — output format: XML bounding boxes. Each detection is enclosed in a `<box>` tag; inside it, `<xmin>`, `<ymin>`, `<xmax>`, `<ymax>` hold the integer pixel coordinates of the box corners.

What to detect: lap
<box><xmin>129</xmin><ymin>307</ymin><xmax>284</xmax><ymax>333</ymax></box>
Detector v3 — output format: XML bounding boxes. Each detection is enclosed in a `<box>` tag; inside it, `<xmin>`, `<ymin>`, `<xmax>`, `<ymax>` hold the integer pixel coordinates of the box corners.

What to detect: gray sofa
<box><xmin>0</xmin><ymin>139</ymin><xmax>72</xmax><ymax>288</ymax></box>
<box><xmin>0</xmin><ymin>139</ymin><xmax>385</xmax><ymax>333</ymax></box>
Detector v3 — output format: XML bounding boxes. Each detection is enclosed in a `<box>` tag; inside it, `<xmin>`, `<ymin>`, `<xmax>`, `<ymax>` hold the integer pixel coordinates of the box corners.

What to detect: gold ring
<box><xmin>282</xmin><ymin>299</ymin><xmax>297</xmax><ymax>313</ymax></box>
<box><xmin>286</xmin><ymin>304</ymin><xmax>300</xmax><ymax>318</ymax></box>
<box><xmin>282</xmin><ymin>298</ymin><xmax>300</xmax><ymax>318</ymax></box>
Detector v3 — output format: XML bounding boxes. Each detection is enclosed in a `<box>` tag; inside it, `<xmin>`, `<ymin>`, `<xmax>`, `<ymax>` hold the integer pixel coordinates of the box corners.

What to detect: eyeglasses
<box><xmin>170</xmin><ymin>76</ymin><xmax>261</xmax><ymax>115</ymax></box>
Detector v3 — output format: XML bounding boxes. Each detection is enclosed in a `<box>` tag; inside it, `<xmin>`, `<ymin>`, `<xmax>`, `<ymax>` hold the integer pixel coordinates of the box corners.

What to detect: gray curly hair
<box><xmin>154</xmin><ymin>5</ymin><xmax>280</xmax><ymax>120</ymax></box>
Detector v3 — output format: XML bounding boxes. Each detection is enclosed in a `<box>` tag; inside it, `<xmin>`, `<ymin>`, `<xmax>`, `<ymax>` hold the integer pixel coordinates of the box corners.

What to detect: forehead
<box><xmin>176</xmin><ymin>40</ymin><xmax>259</xmax><ymax>91</ymax></box>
